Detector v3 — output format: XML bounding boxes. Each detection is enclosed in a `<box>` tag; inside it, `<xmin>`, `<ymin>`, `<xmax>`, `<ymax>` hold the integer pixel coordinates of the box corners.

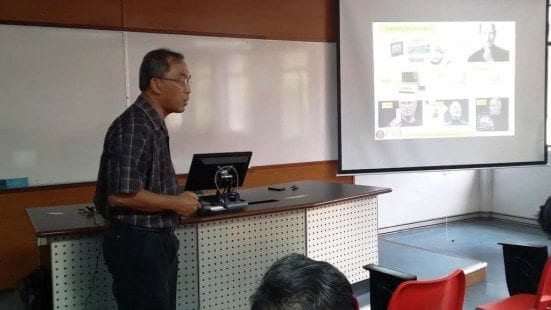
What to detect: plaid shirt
<box><xmin>94</xmin><ymin>96</ymin><xmax>180</xmax><ymax>229</ymax></box>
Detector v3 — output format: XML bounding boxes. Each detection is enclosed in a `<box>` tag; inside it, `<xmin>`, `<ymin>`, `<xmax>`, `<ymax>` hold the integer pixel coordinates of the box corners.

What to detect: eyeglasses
<box><xmin>161</xmin><ymin>76</ymin><xmax>192</xmax><ymax>86</ymax></box>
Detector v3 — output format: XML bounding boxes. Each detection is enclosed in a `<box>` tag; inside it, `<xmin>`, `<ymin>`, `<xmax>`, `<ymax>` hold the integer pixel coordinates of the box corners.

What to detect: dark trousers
<box><xmin>102</xmin><ymin>226</ymin><xmax>179</xmax><ymax>310</ymax></box>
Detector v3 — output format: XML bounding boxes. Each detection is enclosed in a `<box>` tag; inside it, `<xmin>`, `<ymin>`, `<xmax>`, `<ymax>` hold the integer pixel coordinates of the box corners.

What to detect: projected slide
<box><xmin>373</xmin><ymin>22</ymin><xmax>515</xmax><ymax>140</ymax></box>
<box><xmin>339</xmin><ymin>0</ymin><xmax>545</xmax><ymax>173</ymax></box>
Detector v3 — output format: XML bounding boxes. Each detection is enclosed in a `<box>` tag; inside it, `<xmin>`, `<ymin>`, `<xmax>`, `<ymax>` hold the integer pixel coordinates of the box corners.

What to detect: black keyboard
<box><xmin>198</xmin><ymin>194</ymin><xmax>248</xmax><ymax>215</ymax></box>
<box><xmin>199</xmin><ymin>194</ymin><xmax>225</xmax><ymax>206</ymax></box>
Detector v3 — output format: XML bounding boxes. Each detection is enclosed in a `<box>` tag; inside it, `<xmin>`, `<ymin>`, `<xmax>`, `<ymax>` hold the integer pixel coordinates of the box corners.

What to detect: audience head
<box><xmin>538</xmin><ymin>196</ymin><xmax>551</xmax><ymax>236</ymax></box>
<box><xmin>250</xmin><ymin>253</ymin><xmax>358</xmax><ymax>310</ymax></box>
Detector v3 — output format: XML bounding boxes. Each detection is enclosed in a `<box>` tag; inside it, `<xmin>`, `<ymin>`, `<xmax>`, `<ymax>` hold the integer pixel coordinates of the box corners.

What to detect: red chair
<box><xmin>476</xmin><ymin>258</ymin><xmax>551</xmax><ymax>310</ymax></box>
<box><xmin>388</xmin><ymin>269</ymin><xmax>466</xmax><ymax>310</ymax></box>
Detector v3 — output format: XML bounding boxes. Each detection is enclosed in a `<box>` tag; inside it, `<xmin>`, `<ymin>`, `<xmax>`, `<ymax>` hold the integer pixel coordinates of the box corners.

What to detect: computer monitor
<box><xmin>184</xmin><ymin>151</ymin><xmax>252</xmax><ymax>192</ymax></box>
<box><xmin>390</xmin><ymin>41</ymin><xmax>403</xmax><ymax>57</ymax></box>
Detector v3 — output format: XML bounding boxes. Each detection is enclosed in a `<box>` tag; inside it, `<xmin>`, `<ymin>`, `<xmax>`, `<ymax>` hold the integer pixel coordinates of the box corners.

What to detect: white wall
<box><xmin>355</xmin><ymin>162</ymin><xmax>549</xmax><ymax>229</ymax></box>
<box><xmin>492</xmin><ymin>164</ymin><xmax>551</xmax><ymax>219</ymax></box>
<box><xmin>355</xmin><ymin>170</ymin><xmax>484</xmax><ymax>229</ymax></box>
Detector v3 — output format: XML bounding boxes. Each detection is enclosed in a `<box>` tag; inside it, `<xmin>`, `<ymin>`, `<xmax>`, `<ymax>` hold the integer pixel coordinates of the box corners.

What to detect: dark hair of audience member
<box><xmin>538</xmin><ymin>196</ymin><xmax>551</xmax><ymax>236</ymax></box>
<box><xmin>250</xmin><ymin>253</ymin><xmax>357</xmax><ymax>310</ymax></box>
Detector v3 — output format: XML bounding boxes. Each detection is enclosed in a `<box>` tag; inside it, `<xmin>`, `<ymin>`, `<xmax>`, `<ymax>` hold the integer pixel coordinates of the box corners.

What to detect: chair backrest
<box><xmin>388</xmin><ymin>269</ymin><xmax>466</xmax><ymax>310</ymax></box>
<box><xmin>364</xmin><ymin>263</ymin><xmax>417</xmax><ymax>310</ymax></box>
<box><xmin>535</xmin><ymin>258</ymin><xmax>551</xmax><ymax>310</ymax></box>
<box><xmin>499</xmin><ymin>242</ymin><xmax>548</xmax><ymax>296</ymax></box>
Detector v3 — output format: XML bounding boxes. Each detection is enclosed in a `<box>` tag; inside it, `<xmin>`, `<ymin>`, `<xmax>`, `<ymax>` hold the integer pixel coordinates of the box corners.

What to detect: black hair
<box><xmin>138</xmin><ymin>48</ymin><xmax>184</xmax><ymax>91</ymax></box>
<box><xmin>250</xmin><ymin>253</ymin><xmax>356</xmax><ymax>310</ymax></box>
<box><xmin>538</xmin><ymin>196</ymin><xmax>551</xmax><ymax>236</ymax></box>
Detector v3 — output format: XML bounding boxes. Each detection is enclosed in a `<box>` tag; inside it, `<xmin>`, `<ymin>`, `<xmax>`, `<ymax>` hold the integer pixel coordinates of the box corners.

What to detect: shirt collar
<box><xmin>135</xmin><ymin>95</ymin><xmax>168</xmax><ymax>133</ymax></box>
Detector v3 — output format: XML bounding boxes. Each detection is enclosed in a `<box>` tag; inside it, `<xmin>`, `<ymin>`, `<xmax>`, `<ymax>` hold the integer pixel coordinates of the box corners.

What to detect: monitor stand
<box><xmin>197</xmin><ymin>193</ymin><xmax>248</xmax><ymax>215</ymax></box>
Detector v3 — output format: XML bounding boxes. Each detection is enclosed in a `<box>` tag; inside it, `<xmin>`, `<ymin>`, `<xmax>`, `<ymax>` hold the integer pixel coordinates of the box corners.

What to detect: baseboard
<box><xmin>485</xmin><ymin>212</ymin><xmax>538</xmax><ymax>226</ymax></box>
<box><xmin>378</xmin><ymin>212</ymin><xmax>538</xmax><ymax>234</ymax></box>
<box><xmin>378</xmin><ymin>212</ymin><xmax>482</xmax><ymax>234</ymax></box>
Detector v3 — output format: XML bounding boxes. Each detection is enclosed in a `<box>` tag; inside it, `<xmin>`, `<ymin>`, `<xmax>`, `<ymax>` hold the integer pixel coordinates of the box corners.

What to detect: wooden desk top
<box><xmin>26</xmin><ymin>180</ymin><xmax>391</xmax><ymax>238</ymax></box>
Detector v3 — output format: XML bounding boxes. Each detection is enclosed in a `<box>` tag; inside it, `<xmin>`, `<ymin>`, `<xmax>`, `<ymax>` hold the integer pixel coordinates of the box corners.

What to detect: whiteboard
<box><xmin>126</xmin><ymin>33</ymin><xmax>338</xmax><ymax>174</ymax></box>
<box><xmin>0</xmin><ymin>25</ymin><xmax>126</xmax><ymax>186</ymax></box>
<box><xmin>0</xmin><ymin>25</ymin><xmax>337</xmax><ymax>187</ymax></box>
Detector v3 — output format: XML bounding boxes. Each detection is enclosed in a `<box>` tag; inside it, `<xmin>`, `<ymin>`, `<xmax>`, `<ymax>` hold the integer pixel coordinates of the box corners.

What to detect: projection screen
<box><xmin>338</xmin><ymin>0</ymin><xmax>547</xmax><ymax>174</ymax></box>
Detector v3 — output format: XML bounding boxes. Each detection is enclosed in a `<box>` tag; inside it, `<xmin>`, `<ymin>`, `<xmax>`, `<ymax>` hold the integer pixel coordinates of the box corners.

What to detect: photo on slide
<box><xmin>476</xmin><ymin>97</ymin><xmax>509</xmax><ymax>131</ymax></box>
<box><xmin>442</xmin><ymin>99</ymin><xmax>469</xmax><ymax>126</ymax></box>
<box><xmin>378</xmin><ymin>99</ymin><xmax>423</xmax><ymax>128</ymax></box>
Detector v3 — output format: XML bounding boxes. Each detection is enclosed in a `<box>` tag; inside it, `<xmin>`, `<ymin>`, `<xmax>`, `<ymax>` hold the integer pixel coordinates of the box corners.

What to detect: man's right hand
<box><xmin>389</xmin><ymin>117</ymin><xmax>402</xmax><ymax>127</ymax></box>
<box><xmin>174</xmin><ymin>191</ymin><xmax>201</xmax><ymax>217</ymax></box>
<box><xmin>108</xmin><ymin>190</ymin><xmax>202</xmax><ymax>216</ymax></box>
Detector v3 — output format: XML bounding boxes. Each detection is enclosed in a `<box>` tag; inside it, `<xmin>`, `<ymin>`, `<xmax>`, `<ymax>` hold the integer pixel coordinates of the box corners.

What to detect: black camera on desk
<box><xmin>197</xmin><ymin>191</ymin><xmax>247</xmax><ymax>216</ymax></box>
<box><xmin>225</xmin><ymin>191</ymin><xmax>241</xmax><ymax>203</ymax></box>
<box><xmin>215</xmin><ymin>166</ymin><xmax>238</xmax><ymax>195</ymax></box>
<box><xmin>185</xmin><ymin>152</ymin><xmax>252</xmax><ymax>215</ymax></box>
<box><xmin>200</xmin><ymin>191</ymin><xmax>241</xmax><ymax>207</ymax></box>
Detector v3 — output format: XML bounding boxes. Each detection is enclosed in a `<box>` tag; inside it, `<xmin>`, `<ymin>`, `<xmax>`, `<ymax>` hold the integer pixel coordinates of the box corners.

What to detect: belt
<box><xmin>111</xmin><ymin>222</ymin><xmax>175</xmax><ymax>234</ymax></box>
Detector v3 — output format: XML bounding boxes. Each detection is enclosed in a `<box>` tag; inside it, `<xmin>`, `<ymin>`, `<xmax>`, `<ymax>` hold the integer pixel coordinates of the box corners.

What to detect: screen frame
<box><xmin>337</xmin><ymin>0</ymin><xmax>549</xmax><ymax>175</ymax></box>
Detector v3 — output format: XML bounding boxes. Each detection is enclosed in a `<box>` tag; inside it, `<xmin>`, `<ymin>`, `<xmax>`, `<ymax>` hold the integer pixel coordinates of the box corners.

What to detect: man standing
<box><xmin>94</xmin><ymin>48</ymin><xmax>201</xmax><ymax>309</ymax></box>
